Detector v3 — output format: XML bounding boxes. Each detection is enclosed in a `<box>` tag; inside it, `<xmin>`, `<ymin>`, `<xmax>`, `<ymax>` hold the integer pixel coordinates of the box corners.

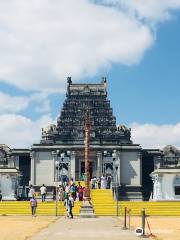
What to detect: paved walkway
<box><xmin>31</xmin><ymin>217</ymin><xmax>140</xmax><ymax>240</ymax></box>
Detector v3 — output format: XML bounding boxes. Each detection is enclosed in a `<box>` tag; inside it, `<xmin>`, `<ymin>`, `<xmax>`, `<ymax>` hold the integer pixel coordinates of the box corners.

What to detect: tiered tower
<box><xmin>41</xmin><ymin>77</ymin><xmax>132</xmax><ymax>145</ymax></box>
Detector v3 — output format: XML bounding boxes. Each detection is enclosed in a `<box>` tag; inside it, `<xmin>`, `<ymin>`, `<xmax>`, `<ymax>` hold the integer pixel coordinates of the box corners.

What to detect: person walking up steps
<box><xmin>30</xmin><ymin>195</ymin><xmax>37</xmax><ymax>217</ymax></box>
<box><xmin>68</xmin><ymin>194</ymin><xmax>74</xmax><ymax>219</ymax></box>
<box><xmin>64</xmin><ymin>194</ymin><xmax>69</xmax><ymax>218</ymax></box>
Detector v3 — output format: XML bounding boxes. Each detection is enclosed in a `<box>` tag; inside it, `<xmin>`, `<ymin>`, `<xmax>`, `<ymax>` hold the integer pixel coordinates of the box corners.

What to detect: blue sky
<box><xmin>0</xmin><ymin>0</ymin><xmax>180</xmax><ymax>148</ymax></box>
<box><xmin>108</xmin><ymin>14</ymin><xmax>180</xmax><ymax>125</ymax></box>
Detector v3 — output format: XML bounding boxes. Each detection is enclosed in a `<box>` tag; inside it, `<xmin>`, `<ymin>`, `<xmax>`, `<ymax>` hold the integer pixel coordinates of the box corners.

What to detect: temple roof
<box><xmin>67</xmin><ymin>77</ymin><xmax>107</xmax><ymax>96</ymax></box>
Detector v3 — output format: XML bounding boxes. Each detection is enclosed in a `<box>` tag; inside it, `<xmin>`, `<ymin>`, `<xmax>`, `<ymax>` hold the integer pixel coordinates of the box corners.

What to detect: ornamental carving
<box><xmin>0</xmin><ymin>145</ymin><xmax>9</xmax><ymax>165</ymax></box>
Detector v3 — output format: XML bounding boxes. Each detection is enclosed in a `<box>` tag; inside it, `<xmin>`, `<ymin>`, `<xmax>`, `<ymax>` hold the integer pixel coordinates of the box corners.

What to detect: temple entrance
<box><xmin>80</xmin><ymin>161</ymin><xmax>94</xmax><ymax>181</ymax></box>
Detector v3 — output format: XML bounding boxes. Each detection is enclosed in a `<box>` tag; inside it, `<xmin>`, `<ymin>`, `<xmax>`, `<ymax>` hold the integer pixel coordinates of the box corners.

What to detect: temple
<box><xmin>30</xmin><ymin>77</ymin><xmax>143</xmax><ymax>199</ymax></box>
<box><xmin>0</xmin><ymin>77</ymin><xmax>180</xmax><ymax>201</ymax></box>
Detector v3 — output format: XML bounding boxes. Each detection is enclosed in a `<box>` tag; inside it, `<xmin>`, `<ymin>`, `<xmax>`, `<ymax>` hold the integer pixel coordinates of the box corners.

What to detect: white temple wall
<box><xmin>120</xmin><ymin>151</ymin><xmax>141</xmax><ymax>186</ymax></box>
<box><xmin>35</xmin><ymin>151</ymin><xmax>54</xmax><ymax>186</ymax></box>
<box><xmin>152</xmin><ymin>173</ymin><xmax>180</xmax><ymax>200</ymax></box>
<box><xmin>0</xmin><ymin>174</ymin><xmax>19</xmax><ymax>200</ymax></box>
<box><xmin>161</xmin><ymin>175</ymin><xmax>175</xmax><ymax>200</ymax></box>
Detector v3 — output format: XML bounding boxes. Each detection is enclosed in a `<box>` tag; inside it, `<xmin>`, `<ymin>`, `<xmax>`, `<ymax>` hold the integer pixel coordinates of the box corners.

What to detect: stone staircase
<box><xmin>119</xmin><ymin>201</ymin><xmax>180</xmax><ymax>216</ymax></box>
<box><xmin>91</xmin><ymin>189</ymin><xmax>180</xmax><ymax>216</ymax></box>
<box><xmin>91</xmin><ymin>189</ymin><xmax>116</xmax><ymax>216</ymax></box>
<box><xmin>0</xmin><ymin>201</ymin><xmax>82</xmax><ymax>216</ymax></box>
<box><xmin>1</xmin><ymin>192</ymin><xmax>180</xmax><ymax>216</ymax></box>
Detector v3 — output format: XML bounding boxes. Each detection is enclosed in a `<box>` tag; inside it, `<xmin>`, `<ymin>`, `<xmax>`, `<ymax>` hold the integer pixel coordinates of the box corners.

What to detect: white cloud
<box><xmin>100</xmin><ymin>0</ymin><xmax>180</xmax><ymax>23</ymax></box>
<box><xmin>30</xmin><ymin>93</ymin><xmax>51</xmax><ymax>113</ymax></box>
<box><xmin>1</xmin><ymin>113</ymin><xmax>180</xmax><ymax>150</ymax></box>
<box><xmin>0</xmin><ymin>91</ymin><xmax>51</xmax><ymax>114</ymax></box>
<box><xmin>0</xmin><ymin>91</ymin><xmax>30</xmax><ymax>113</ymax></box>
<box><xmin>0</xmin><ymin>114</ymin><xmax>54</xmax><ymax>148</ymax></box>
<box><xmin>130</xmin><ymin>122</ymin><xmax>180</xmax><ymax>149</ymax></box>
<box><xmin>0</xmin><ymin>0</ymin><xmax>153</xmax><ymax>92</ymax></box>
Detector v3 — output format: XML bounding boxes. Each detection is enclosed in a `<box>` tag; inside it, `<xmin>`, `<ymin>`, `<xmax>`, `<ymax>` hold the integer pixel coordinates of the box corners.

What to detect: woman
<box><xmin>77</xmin><ymin>182</ymin><xmax>83</xmax><ymax>201</ymax></box>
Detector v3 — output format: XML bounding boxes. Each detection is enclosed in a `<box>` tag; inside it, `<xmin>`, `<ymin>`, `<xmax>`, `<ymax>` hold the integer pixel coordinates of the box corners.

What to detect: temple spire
<box><xmin>101</xmin><ymin>77</ymin><xmax>107</xmax><ymax>95</ymax></box>
<box><xmin>67</xmin><ymin>76</ymin><xmax>72</xmax><ymax>95</ymax></box>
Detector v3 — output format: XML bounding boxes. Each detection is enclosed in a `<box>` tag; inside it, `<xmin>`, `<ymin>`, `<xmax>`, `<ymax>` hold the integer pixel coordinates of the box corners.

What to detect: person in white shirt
<box><xmin>101</xmin><ymin>175</ymin><xmax>106</xmax><ymax>189</ymax></box>
<box><xmin>28</xmin><ymin>185</ymin><xmax>35</xmax><ymax>200</ymax></box>
<box><xmin>40</xmin><ymin>184</ymin><xmax>47</xmax><ymax>202</ymax></box>
<box><xmin>68</xmin><ymin>194</ymin><xmax>74</xmax><ymax>219</ymax></box>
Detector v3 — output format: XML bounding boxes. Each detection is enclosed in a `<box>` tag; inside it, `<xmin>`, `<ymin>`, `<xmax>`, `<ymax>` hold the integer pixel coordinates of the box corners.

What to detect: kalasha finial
<box><xmin>101</xmin><ymin>77</ymin><xmax>107</xmax><ymax>83</ymax></box>
<box><xmin>67</xmin><ymin>76</ymin><xmax>72</xmax><ymax>85</ymax></box>
<box><xmin>101</xmin><ymin>77</ymin><xmax>107</xmax><ymax>94</ymax></box>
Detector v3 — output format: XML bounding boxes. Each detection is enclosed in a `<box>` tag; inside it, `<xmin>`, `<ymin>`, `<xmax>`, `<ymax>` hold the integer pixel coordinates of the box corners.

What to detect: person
<box><xmin>68</xmin><ymin>194</ymin><xmax>74</xmax><ymax>219</ymax></box>
<box><xmin>77</xmin><ymin>182</ymin><xmax>83</xmax><ymax>201</ymax></box>
<box><xmin>28</xmin><ymin>185</ymin><xmax>35</xmax><ymax>200</ymax></box>
<box><xmin>58</xmin><ymin>185</ymin><xmax>64</xmax><ymax>201</ymax></box>
<box><xmin>91</xmin><ymin>176</ymin><xmax>96</xmax><ymax>189</ymax></box>
<box><xmin>70</xmin><ymin>183</ymin><xmax>76</xmax><ymax>201</ymax></box>
<box><xmin>107</xmin><ymin>175</ymin><xmax>112</xmax><ymax>189</ymax></box>
<box><xmin>64</xmin><ymin>194</ymin><xmax>69</xmax><ymax>218</ymax></box>
<box><xmin>21</xmin><ymin>186</ymin><xmax>26</xmax><ymax>200</ymax></box>
<box><xmin>40</xmin><ymin>184</ymin><xmax>47</xmax><ymax>202</ymax></box>
<box><xmin>101</xmin><ymin>174</ymin><xmax>106</xmax><ymax>189</ymax></box>
<box><xmin>30</xmin><ymin>195</ymin><xmax>37</xmax><ymax>217</ymax></box>
<box><xmin>97</xmin><ymin>177</ymin><xmax>101</xmax><ymax>189</ymax></box>
<box><xmin>0</xmin><ymin>190</ymin><xmax>2</xmax><ymax>201</ymax></box>
<box><xmin>52</xmin><ymin>187</ymin><xmax>56</xmax><ymax>201</ymax></box>
<box><xmin>65</xmin><ymin>183</ymin><xmax>70</xmax><ymax>199</ymax></box>
<box><xmin>90</xmin><ymin>178</ymin><xmax>94</xmax><ymax>189</ymax></box>
<box><xmin>70</xmin><ymin>177</ymin><xmax>74</xmax><ymax>186</ymax></box>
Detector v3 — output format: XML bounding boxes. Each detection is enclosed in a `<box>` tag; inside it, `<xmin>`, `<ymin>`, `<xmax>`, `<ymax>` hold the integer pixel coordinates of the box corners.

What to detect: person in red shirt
<box><xmin>77</xmin><ymin>182</ymin><xmax>83</xmax><ymax>201</ymax></box>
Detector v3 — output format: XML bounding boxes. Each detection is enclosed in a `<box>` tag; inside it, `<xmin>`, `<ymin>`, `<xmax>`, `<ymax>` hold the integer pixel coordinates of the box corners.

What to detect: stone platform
<box><xmin>79</xmin><ymin>201</ymin><xmax>96</xmax><ymax>218</ymax></box>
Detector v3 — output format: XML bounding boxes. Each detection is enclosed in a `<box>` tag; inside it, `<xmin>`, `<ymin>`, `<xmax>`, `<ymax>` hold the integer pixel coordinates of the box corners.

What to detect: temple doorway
<box><xmin>80</xmin><ymin>161</ymin><xmax>94</xmax><ymax>181</ymax></box>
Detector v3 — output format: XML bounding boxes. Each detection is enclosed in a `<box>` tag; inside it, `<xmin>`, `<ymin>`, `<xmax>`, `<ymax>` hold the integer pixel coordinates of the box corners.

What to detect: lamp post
<box><xmin>53</xmin><ymin>150</ymin><xmax>71</xmax><ymax>216</ymax></box>
<box><xmin>55</xmin><ymin>158</ymin><xmax>59</xmax><ymax>216</ymax></box>
<box><xmin>112</xmin><ymin>150</ymin><xmax>119</xmax><ymax>217</ymax></box>
<box><xmin>60</xmin><ymin>152</ymin><xmax>65</xmax><ymax>184</ymax></box>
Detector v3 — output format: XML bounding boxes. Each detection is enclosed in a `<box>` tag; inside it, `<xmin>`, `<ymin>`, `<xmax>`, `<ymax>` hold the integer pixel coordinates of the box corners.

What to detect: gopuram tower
<box><xmin>30</xmin><ymin>77</ymin><xmax>143</xmax><ymax>200</ymax></box>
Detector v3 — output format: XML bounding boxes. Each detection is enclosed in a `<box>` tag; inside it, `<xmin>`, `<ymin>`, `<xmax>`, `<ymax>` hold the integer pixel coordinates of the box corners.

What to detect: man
<box><xmin>64</xmin><ymin>194</ymin><xmax>69</xmax><ymax>218</ymax></box>
<box><xmin>68</xmin><ymin>194</ymin><xmax>74</xmax><ymax>219</ymax></box>
<box><xmin>40</xmin><ymin>184</ymin><xmax>47</xmax><ymax>202</ymax></box>
<box><xmin>107</xmin><ymin>175</ymin><xmax>112</xmax><ymax>189</ymax></box>
<box><xmin>28</xmin><ymin>185</ymin><xmax>35</xmax><ymax>200</ymax></box>
<box><xmin>30</xmin><ymin>195</ymin><xmax>37</xmax><ymax>217</ymax></box>
<box><xmin>0</xmin><ymin>190</ymin><xmax>2</xmax><ymax>201</ymax></box>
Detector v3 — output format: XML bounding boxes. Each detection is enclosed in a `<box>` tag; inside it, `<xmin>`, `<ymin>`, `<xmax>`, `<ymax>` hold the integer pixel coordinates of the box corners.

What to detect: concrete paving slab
<box><xmin>31</xmin><ymin>216</ymin><xmax>140</xmax><ymax>240</ymax></box>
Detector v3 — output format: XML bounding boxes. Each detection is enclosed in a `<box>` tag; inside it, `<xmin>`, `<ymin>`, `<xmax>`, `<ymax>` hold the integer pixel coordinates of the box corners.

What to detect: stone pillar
<box><xmin>71</xmin><ymin>151</ymin><xmax>76</xmax><ymax>181</ymax></box>
<box><xmin>30</xmin><ymin>151</ymin><xmax>35</xmax><ymax>185</ymax></box>
<box><xmin>154</xmin><ymin>155</ymin><xmax>162</xmax><ymax>169</ymax></box>
<box><xmin>8</xmin><ymin>155</ymin><xmax>18</xmax><ymax>168</ymax></box>
<box><xmin>13</xmin><ymin>155</ymin><xmax>19</xmax><ymax>169</ymax></box>
<box><xmin>97</xmin><ymin>151</ymin><xmax>102</xmax><ymax>178</ymax></box>
<box><xmin>177</xmin><ymin>158</ymin><xmax>180</xmax><ymax>167</ymax></box>
<box><xmin>116</xmin><ymin>151</ymin><xmax>121</xmax><ymax>185</ymax></box>
<box><xmin>52</xmin><ymin>151</ymin><xmax>57</xmax><ymax>183</ymax></box>
<box><xmin>138</xmin><ymin>151</ymin><xmax>142</xmax><ymax>186</ymax></box>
